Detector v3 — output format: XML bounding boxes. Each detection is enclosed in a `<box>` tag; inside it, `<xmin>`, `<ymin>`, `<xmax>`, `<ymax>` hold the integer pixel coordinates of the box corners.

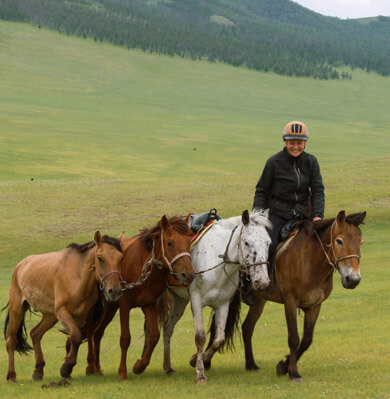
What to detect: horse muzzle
<box><xmin>104</xmin><ymin>285</ymin><xmax>123</xmax><ymax>302</ymax></box>
<box><xmin>340</xmin><ymin>267</ymin><xmax>361</xmax><ymax>289</ymax></box>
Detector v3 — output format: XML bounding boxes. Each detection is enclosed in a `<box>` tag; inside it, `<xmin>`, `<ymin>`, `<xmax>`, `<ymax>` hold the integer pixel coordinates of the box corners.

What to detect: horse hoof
<box><xmin>195</xmin><ymin>377</ymin><xmax>208</xmax><ymax>385</ymax></box>
<box><xmin>60</xmin><ymin>364</ymin><xmax>73</xmax><ymax>379</ymax></box>
<box><xmin>133</xmin><ymin>360</ymin><xmax>146</xmax><ymax>374</ymax></box>
<box><xmin>165</xmin><ymin>368</ymin><xmax>176</xmax><ymax>375</ymax></box>
<box><xmin>32</xmin><ymin>372</ymin><xmax>43</xmax><ymax>381</ymax></box>
<box><xmin>276</xmin><ymin>360</ymin><xmax>288</xmax><ymax>376</ymax></box>
<box><xmin>289</xmin><ymin>371</ymin><xmax>303</xmax><ymax>383</ymax></box>
<box><xmin>203</xmin><ymin>360</ymin><xmax>211</xmax><ymax>370</ymax></box>
<box><xmin>246</xmin><ymin>363</ymin><xmax>260</xmax><ymax>371</ymax></box>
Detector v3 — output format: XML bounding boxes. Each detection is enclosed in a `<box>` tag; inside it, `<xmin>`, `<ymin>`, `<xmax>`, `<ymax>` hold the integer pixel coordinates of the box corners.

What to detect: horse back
<box><xmin>11</xmin><ymin>249</ymin><xmax>67</xmax><ymax>313</ymax></box>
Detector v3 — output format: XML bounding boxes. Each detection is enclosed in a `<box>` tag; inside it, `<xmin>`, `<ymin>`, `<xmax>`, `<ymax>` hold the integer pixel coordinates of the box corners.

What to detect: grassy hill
<box><xmin>1</xmin><ymin>0</ymin><xmax>390</xmax><ymax>78</ymax></box>
<box><xmin>0</xmin><ymin>21</ymin><xmax>389</xmax><ymax>398</ymax></box>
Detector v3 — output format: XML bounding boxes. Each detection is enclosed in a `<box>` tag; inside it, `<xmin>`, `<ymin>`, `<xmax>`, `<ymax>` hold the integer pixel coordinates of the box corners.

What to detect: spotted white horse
<box><xmin>163</xmin><ymin>210</ymin><xmax>272</xmax><ymax>383</ymax></box>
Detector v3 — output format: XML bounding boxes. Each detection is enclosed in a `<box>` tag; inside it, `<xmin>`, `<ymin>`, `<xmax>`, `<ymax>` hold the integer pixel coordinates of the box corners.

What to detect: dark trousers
<box><xmin>267</xmin><ymin>213</ymin><xmax>292</xmax><ymax>260</ymax></box>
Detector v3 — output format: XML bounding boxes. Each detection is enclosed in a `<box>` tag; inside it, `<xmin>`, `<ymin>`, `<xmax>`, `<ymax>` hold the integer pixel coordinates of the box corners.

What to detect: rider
<box><xmin>242</xmin><ymin>121</ymin><xmax>325</xmax><ymax>305</ymax></box>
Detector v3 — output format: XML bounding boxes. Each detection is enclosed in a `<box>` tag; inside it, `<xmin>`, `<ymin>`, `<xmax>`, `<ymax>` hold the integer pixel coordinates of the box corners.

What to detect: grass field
<box><xmin>1</xmin><ymin>21</ymin><xmax>389</xmax><ymax>398</ymax></box>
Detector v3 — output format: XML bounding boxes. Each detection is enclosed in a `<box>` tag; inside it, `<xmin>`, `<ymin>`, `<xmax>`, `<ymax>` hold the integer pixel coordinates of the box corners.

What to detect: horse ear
<box><xmin>94</xmin><ymin>231</ymin><xmax>103</xmax><ymax>246</ymax></box>
<box><xmin>117</xmin><ymin>231</ymin><xmax>125</xmax><ymax>242</ymax></box>
<box><xmin>346</xmin><ymin>211</ymin><xmax>366</xmax><ymax>226</ymax></box>
<box><xmin>160</xmin><ymin>215</ymin><xmax>169</xmax><ymax>231</ymax></box>
<box><xmin>242</xmin><ymin>210</ymin><xmax>250</xmax><ymax>225</ymax></box>
<box><xmin>336</xmin><ymin>210</ymin><xmax>346</xmax><ymax>224</ymax></box>
<box><xmin>184</xmin><ymin>213</ymin><xmax>191</xmax><ymax>226</ymax></box>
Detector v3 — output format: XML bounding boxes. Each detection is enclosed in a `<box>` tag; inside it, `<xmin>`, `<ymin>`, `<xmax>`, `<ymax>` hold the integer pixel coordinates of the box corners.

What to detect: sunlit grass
<box><xmin>0</xmin><ymin>20</ymin><xmax>389</xmax><ymax>398</ymax></box>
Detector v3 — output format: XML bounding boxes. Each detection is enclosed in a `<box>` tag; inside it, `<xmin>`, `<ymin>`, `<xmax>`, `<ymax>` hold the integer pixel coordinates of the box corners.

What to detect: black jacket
<box><xmin>253</xmin><ymin>147</ymin><xmax>324</xmax><ymax>219</ymax></box>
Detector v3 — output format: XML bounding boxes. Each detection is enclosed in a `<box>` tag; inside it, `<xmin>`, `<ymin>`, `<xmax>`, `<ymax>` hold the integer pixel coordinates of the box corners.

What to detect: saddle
<box><xmin>190</xmin><ymin>208</ymin><xmax>221</xmax><ymax>233</ymax></box>
<box><xmin>167</xmin><ymin>208</ymin><xmax>222</xmax><ymax>289</ymax></box>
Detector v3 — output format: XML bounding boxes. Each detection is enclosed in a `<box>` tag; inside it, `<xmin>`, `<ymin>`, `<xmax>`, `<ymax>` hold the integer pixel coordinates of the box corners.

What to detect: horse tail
<box><xmin>157</xmin><ymin>288</ymin><xmax>173</xmax><ymax>329</ymax></box>
<box><xmin>4</xmin><ymin>301</ymin><xmax>33</xmax><ymax>354</ymax></box>
<box><xmin>222</xmin><ymin>289</ymin><xmax>241</xmax><ymax>352</ymax></box>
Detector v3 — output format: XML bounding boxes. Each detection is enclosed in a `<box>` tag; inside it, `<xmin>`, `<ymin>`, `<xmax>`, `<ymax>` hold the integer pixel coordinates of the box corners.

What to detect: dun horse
<box><xmin>241</xmin><ymin>210</ymin><xmax>366</xmax><ymax>382</ymax></box>
<box><xmin>85</xmin><ymin>215</ymin><xmax>194</xmax><ymax>381</ymax></box>
<box><xmin>4</xmin><ymin>231</ymin><xmax>124</xmax><ymax>382</ymax></box>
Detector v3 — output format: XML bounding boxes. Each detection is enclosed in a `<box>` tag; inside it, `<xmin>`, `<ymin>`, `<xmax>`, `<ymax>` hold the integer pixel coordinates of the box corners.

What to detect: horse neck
<box><xmin>222</xmin><ymin>225</ymin><xmax>241</xmax><ymax>265</ymax></box>
<box><xmin>310</xmin><ymin>227</ymin><xmax>335</xmax><ymax>283</ymax></box>
<box><xmin>73</xmin><ymin>248</ymin><xmax>99</xmax><ymax>294</ymax></box>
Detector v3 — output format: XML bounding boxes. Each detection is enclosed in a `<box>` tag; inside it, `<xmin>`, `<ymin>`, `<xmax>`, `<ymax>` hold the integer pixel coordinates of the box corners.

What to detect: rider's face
<box><xmin>285</xmin><ymin>139</ymin><xmax>306</xmax><ymax>157</ymax></box>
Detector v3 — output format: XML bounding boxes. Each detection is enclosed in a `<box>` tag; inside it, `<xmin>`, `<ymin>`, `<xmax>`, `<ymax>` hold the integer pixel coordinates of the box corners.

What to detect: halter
<box><xmin>197</xmin><ymin>224</ymin><xmax>269</xmax><ymax>276</ymax></box>
<box><xmin>122</xmin><ymin>229</ymin><xmax>191</xmax><ymax>290</ymax></box>
<box><xmin>314</xmin><ymin>221</ymin><xmax>361</xmax><ymax>272</ymax></box>
<box><xmin>92</xmin><ymin>248</ymin><xmax>125</xmax><ymax>289</ymax></box>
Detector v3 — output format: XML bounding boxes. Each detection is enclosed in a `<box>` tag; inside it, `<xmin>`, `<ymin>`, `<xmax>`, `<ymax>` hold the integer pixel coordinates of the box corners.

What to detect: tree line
<box><xmin>1</xmin><ymin>0</ymin><xmax>389</xmax><ymax>79</ymax></box>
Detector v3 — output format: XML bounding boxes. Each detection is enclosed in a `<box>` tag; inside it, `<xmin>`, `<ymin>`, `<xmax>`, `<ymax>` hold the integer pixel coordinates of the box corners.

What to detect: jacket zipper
<box><xmin>293</xmin><ymin>160</ymin><xmax>301</xmax><ymax>215</ymax></box>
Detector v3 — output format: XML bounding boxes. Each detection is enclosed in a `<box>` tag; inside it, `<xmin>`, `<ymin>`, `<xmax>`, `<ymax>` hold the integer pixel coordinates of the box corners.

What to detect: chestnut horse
<box><xmin>4</xmin><ymin>231</ymin><xmax>124</xmax><ymax>382</ymax></box>
<box><xmin>241</xmin><ymin>210</ymin><xmax>366</xmax><ymax>382</ymax></box>
<box><xmin>85</xmin><ymin>215</ymin><xmax>194</xmax><ymax>381</ymax></box>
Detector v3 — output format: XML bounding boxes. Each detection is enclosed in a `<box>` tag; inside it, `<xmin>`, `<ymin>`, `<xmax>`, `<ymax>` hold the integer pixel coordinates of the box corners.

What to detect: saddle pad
<box><xmin>190</xmin><ymin>221</ymin><xmax>215</xmax><ymax>250</ymax></box>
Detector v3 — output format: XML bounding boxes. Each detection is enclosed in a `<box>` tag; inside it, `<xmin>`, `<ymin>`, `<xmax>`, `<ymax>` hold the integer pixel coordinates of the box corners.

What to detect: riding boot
<box><xmin>240</xmin><ymin>273</ymin><xmax>255</xmax><ymax>306</ymax></box>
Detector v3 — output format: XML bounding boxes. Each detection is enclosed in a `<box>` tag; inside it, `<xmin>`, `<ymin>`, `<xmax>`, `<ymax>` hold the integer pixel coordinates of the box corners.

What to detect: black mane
<box><xmin>67</xmin><ymin>235</ymin><xmax>122</xmax><ymax>253</ymax></box>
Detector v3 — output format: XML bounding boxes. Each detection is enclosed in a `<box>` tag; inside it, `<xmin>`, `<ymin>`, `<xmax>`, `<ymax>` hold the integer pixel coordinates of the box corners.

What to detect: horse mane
<box><xmin>67</xmin><ymin>235</ymin><xmax>122</xmax><ymax>253</ymax></box>
<box><xmin>302</xmin><ymin>212</ymin><xmax>365</xmax><ymax>238</ymax></box>
<box><xmin>138</xmin><ymin>216</ymin><xmax>189</xmax><ymax>252</ymax></box>
<box><xmin>217</xmin><ymin>210</ymin><xmax>271</xmax><ymax>230</ymax></box>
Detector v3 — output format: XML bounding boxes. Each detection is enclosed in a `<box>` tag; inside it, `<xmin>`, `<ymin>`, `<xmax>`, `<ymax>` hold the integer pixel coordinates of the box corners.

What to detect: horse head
<box><xmin>93</xmin><ymin>231</ymin><xmax>124</xmax><ymax>302</ymax></box>
<box><xmin>240</xmin><ymin>210</ymin><xmax>272</xmax><ymax>290</ymax></box>
<box><xmin>331</xmin><ymin>211</ymin><xmax>366</xmax><ymax>289</ymax></box>
<box><xmin>157</xmin><ymin>215</ymin><xmax>195</xmax><ymax>286</ymax></box>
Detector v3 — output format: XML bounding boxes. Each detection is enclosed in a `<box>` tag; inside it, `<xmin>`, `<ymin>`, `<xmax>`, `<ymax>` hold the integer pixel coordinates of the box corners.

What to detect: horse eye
<box><xmin>97</xmin><ymin>255</ymin><xmax>104</xmax><ymax>262</ymax></box>
<box><xmin>244</xmin><ymin>242</ymin><xmax>249</xmax><ymax>247</ymax></box>
<box><xmin>167</xmin><ymin>241</ymin><xmax>173</xmax><ymax>247</ymax></box>
<box><xmin>336</xmin><ymin>238</ymin><xmax>343</xmax><ymax>246</ymax></box>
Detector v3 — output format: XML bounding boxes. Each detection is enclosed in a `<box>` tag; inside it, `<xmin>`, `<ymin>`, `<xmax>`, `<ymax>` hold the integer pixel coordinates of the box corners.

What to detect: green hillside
<box><xmin>0</xmin><ymin>21</ymin><xmax>389</xmax><ymax>398</ymax></box>
<box><xmin>1</xmin><ymin>0</ymin><xmax>390</xmax><ymax>78</ymax></box>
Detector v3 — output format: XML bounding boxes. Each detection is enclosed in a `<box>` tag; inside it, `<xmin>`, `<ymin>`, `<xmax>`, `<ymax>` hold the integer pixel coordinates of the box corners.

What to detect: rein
<box><xmin>196</xmin><ymin>224</ymin><xmax>269</xmax><ymax>277</ymax></box>
<box><xmin>122</xmin><ymin>230</ymin><xmax>191</xmax><ymax>291</ymax></box>
<box><xmin>314</xmin><ymin>221</ymin><xmax>361</xmax><ymax>272</ymax></box>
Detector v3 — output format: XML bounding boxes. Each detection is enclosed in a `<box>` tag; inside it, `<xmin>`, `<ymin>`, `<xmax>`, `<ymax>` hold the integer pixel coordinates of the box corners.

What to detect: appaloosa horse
<box><xmin>4</xmin><ymin>231</ymin><xmax>124</xmax><ymax>382</ymax></box>
<box><xmin>85</xmin><ymin>215</ymin><xmax>194</xmax><ymax>380</ymax></box>
<box><xmin>162</xmin><ymin>210</ymin><xmax>272</xmax><ymax>383</ymax></box>
<box><xmin>241</xmin><ymin>210</ymin><xmax>366</xmax><ymax>382</ymax></box>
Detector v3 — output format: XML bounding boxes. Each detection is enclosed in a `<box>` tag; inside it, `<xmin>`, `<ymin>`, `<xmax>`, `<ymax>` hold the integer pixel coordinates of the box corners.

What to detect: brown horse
<box><xmin>241</xmin><ymin>210</ymin><xmax>366</xmax><ymax>382</ymax></box>
<box><xmin>85</xmin><ymin>215</ymin><xmax>195</xmax><ymax>381</ymax></box>
<box><xmin>4</xmin><ymin>231</ymin><xmax>124</xmax><ymax>383</ymax></box>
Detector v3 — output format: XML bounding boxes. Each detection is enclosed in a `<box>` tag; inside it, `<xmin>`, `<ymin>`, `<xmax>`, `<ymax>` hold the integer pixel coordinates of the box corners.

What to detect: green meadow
<box><xmin>0</xmin><ymin>21</ymin><xmax>389</xmax><ymax>398</ymax></box>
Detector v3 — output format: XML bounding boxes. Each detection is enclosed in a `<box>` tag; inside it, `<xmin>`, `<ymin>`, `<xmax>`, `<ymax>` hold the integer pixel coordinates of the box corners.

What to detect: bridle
<box><xmin>314</xmin><ymin>221</ymin><xmax>361</xmax><ymax>272</ymax></box>
<box><xmin>92</xmin><ymin>248</ymin><xmax>125</xmax><ymax>289</ymax></box>
<box><xmin>196</xmin><ymin>224</ymin><xmax>269</xmax><ymax>276</ymax></box>
<box><xmin>122</xmin><ymin>229</ymin><xmax>191</xmax><ymax>290</ymax></box>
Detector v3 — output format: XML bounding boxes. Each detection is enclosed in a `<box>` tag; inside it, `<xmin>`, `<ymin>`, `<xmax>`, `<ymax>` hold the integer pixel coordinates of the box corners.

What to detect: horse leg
<box><xmin>242</xmin><ymin>298</ymin><xmax>267</xmax><ymax>371</ymax></box>
<box><xmin>30</xmin><ymin>314</ymin><xmax>57</xmax><ymax>381</ymax></box>
<box><xmin>118</xmin><ymin>303</ymin><xmax>131</xmax><ymax>381</ymax></box>
<box><xmin>133</xmin><ymin>304</ymin><xmax>160</xmax><ymax>374</ymax></box>
<box><xmin>57</xmin><ymin>309</ymin><xmax>82</xmax><ymax>379</ymax></box>
<box><xmin>5</xmin><ymin>300</ymin><xmax>30</xmax><ymax>383</ymax></box>
<box><xmin>163</xmin><ymin>293</ymin><xmax>189</xmax><ymax>374</ymax></box>
<box><xmin>296</xmin><ymin>305</ymin><xmax>321</xmax><ymax>363</ymax></box>
<box><xmin>86</xmin><ymin>302</ymin><xmax>118</xmax><ymax>376</ymax></box>
<box><xmin>277</xmin><ymin>298</ymin><xmax>301</xmax><ymax>382</ymax></box>
<box><xmin>190</xmin><ymin>294</ymin><xmax>207</xmax><ymax>384</ymax></box>
<box><xmin>202</xmin><ymin>302</ymin><xmax>230</xmax><ymax>365</ymax></box>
